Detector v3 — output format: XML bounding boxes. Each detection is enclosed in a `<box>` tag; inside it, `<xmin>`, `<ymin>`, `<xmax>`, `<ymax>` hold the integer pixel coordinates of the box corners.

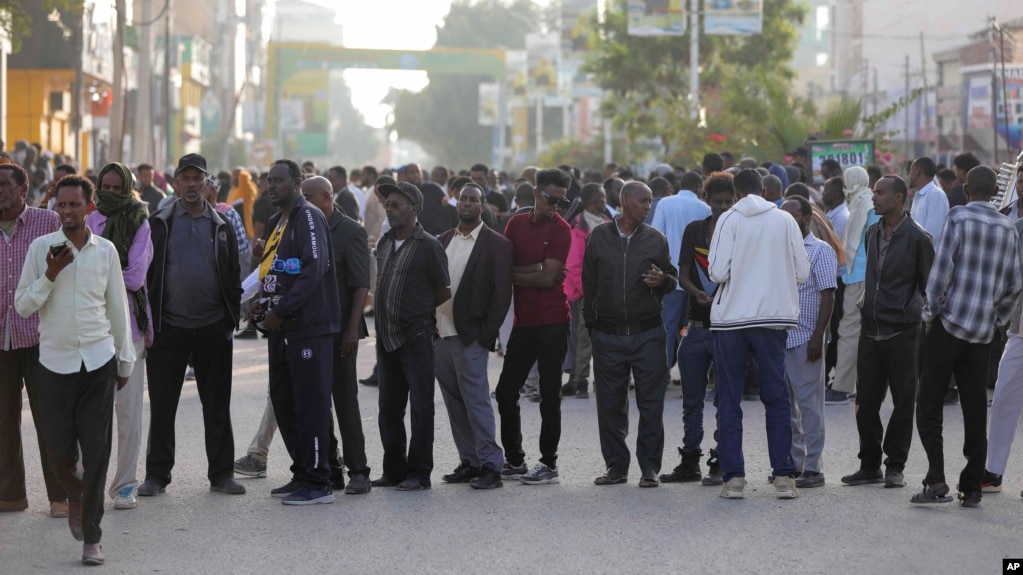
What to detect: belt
<box><xmin>689</xmin><ymin>320</ymin><xmax>711</xmax><ymax>329</ymax></box>
<box><xmin>593</xmin><ymin>317</ymin><xmax>663</xmax><ymax>336</ymax></box>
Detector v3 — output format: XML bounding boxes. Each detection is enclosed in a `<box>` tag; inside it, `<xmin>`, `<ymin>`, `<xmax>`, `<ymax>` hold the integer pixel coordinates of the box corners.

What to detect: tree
<box><xmin>584</xmin><ymin>0</ymin><xmax>807</xmax><ymax>165</ymax></box>
<box><xmin>0</xmin><ymin>0</ymin><xmax>81</xmax><ymax>53</ymax></box>
<box><xmin>391</xmin><ymin>0</ymin><xmax>541</xmax><ymax>168</ymax></box>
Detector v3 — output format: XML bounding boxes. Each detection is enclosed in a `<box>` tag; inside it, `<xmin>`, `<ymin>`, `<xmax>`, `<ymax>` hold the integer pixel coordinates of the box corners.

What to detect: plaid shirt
<box><xmin>1</xmin><ymin>205</ymin><xmax>60</xmax><ymax>350</ymax></box>
<box><xmin>923</xmin><ymin>202</ymin><xmax>1023</xmax><ymax>344</ymax></box>
<box><xmin>215</xmin><ymin>203</ymin><xmax>251</xmax><ymax>253</ymax></box>
<box><xmin>788</xmin><ymin>233</ymin><xmax>838</xmax><ymax>349</ymax></box>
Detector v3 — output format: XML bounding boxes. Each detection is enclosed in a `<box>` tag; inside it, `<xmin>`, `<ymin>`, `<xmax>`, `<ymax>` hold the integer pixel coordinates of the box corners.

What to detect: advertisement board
<box><xmin>808</xmin><ymin>140</ymin><xmax>875</xmax><ymax>184</ymax></box>
<box><xmin>704</xmin><ymin>0</ymin><xmax>763</xmax><ymax>35</ymax></box>
<box><xmin>626</xmin><ymin>0</ymin><xmax>686</xmax><ymax>37</ymax></box>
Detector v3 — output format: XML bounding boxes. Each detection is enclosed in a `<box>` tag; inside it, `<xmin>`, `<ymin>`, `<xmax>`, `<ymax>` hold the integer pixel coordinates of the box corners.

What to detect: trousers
<box><xmin>435</xmin><ymin>337</ymin><xmax>503</xmax><ymax>470</ymax></box>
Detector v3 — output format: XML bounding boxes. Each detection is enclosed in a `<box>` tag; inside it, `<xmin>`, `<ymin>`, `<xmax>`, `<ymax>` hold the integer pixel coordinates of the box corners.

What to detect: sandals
<box><xmin>910</xmin><ymin>481</ymin><xmax>953</xmax><ymax>504</ymax></box>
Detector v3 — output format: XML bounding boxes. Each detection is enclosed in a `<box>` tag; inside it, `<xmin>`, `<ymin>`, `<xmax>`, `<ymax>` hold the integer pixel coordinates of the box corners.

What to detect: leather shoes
<box><xmin>82</xmin><ymin>543</ymin><xmax>104</xmax><ymax>566</ymax></box>
<box><xmin>358</xmin><ymin>374</ymin><xmax>379</xmax><ymax>387</ymax></box>
<box><xmin>396</xmin><ymin>477</ymin><xmax>430</xmax><ymax>491</ymax></box>
<box><xmin>442</xmin><ymin>461</ymin><xmax>480</xmax><ymax>483</ymax></box>
<box><xmin>137</xmin><ymin>478</ymin><xmax>166</xmax><ymax>496</ymax></box>
<box><xmin>50</xmin><ymin>501</ymin><xmax>69</xmax><ymax>518</ymax></box>
<box><xmin>68</xmin><ymin>501</ymin><xmax>84</xmax><ymax>541</ymax></box>
<box><xmin>0</xmin><ymin>498</ymin><xmax>28</xmax><ymax>512</ymax></box>
<box><xmin>370</xmin><ymin>475</ymin><xmax>401</xmax><ymax>487</ymax></box>
<box><xmin>345</xmin><ymin>473</ymin><xmax>372</xmax><ymax>495</ymax></box>
<box><xmin>594</xmin><ymin>470</ymin><xmax>628</xmax><ymax>485</ymax></box>
<box><xmin>210</xmin><ymin>477</ymin><xmax>246</xmax><ymax>495</ymax></box>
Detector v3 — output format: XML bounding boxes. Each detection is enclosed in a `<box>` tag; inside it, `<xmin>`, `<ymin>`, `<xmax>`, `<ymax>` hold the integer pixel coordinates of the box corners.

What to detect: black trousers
<box><xmin>591</xmin><ymin>327</ymin><xmax>669</xmax><ymax>476</ymax></box>
<box><xmin>825</xmin><ymin>278</ymin><xmax>845</xmax><ymax>382</ymax></box>
<box><xmin>377</xmin><ymin>325</ymin><xmax>436</xmax><ymax>484</ymax></box>
<box><xmin>35</xmin><ymin>359</ymin><xmax>116</xmax><ymax>544</ymax></box>
<box><xmin>855</xmin><ymin>327</ymin><xmax>919</xmax><ymax>472</ymax></box>
<box><xmin>917</xmin><ymin>318</ymin><xmax>991</xmax><ymax>493</ymax></box>
<box><xmin>268</xmin><ymin>334</ymin><xmax>333</xmax><ymax>489</ymax></box>
<box><xmin>328</xmin><ymin>334</ymin><xmax>369</xmax><ymax>480</ymax></box>
<box><xmin>145</xmin><ymin>321</ymin><xmax>236</xmax><ymax>486</ymax></box>
<box><xmin>495</xmin><ymin>322</ymin><xmax>569</xmax><ymax>469</ymax></box>
<box><xmin>0</xmin><ymin>346</ymin><xmax>65</xmax><ymax>503</ymax></box>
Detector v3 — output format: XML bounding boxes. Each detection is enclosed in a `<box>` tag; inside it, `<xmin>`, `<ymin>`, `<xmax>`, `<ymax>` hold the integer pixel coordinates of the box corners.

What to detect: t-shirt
<box><xmin>504</xmin><ymin>211</ymin><xmax>571</xmax><ymax>327</ymax></box>
<box><xmin>679</xmin><ymin>217</ymin><xmax>715</xmax><ymax>324</ymax></box>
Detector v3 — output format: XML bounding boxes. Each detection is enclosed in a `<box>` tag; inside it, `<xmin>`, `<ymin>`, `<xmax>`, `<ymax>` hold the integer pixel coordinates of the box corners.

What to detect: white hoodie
<box><xmin>708</xmin><ymin>194</ymin><xmax>810</xmax><ymax>330</ymax></box>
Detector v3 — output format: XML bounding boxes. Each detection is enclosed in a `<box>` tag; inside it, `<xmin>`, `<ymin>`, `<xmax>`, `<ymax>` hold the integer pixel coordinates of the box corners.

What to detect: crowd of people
<box><xmin>2</xmin><ymin>145</ymin><xmax>1023</xmax><ymax>566</ymax></box>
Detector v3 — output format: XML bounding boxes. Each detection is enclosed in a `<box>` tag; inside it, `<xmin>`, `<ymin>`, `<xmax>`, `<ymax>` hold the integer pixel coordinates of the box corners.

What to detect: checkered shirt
<box><xmin>787</xmin><ymin>233</ymin><xmax>838</xmax><ymax>349</ymax></box>
<box><xmin>1</xmin><ymin>206</ymin><xmax>60</xmax><ymax>350</ymax></box>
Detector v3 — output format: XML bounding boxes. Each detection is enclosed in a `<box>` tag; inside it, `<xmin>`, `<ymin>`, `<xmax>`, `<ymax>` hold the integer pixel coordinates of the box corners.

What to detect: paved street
<box><xmin>2</xmin><ymin>332</ymin><xmax>1022</xmax><ymax>574</ymax></box>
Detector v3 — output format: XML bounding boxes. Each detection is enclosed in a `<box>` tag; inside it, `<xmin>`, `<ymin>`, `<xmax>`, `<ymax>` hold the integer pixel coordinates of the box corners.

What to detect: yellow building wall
<box><xmin>7</xmin><ymin>69</ymin><xmax>74</xmax><ymax>155</ymax></box>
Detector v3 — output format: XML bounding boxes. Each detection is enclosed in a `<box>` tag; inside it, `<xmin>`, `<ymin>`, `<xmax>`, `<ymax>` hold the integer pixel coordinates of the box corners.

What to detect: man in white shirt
<box><xmin>908</xmin><ymin>156</ymin><xmax>949</xmax><ymax>248</ymax></box>
<box><xmin>15</xmin><ymin>175</ymin><xmax>135</xmax><ymax>566</ymax></box>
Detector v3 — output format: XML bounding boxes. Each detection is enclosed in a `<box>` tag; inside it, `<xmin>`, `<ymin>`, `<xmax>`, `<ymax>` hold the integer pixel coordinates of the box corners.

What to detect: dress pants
<box><xmin>785</xmin><ymin>341</ymin><xmax>826</xmax><ymax>474</ymax></box>
<box><xmin>917</xmin><ymin>318</ymin><xmax>991</xmax><ymax>493</ymax></box>
<box><xmin>377</xmin><ymin>323</ymin><xmax>437</xmax><ymax>484</ymax></box>
<box><xmin>108</xmin><ymin>338</ymin><xmax>145</xmax><ymax>498</ymax></box>
<box><xmin>246</xmin><ymin>395</ymin><xmax>277</xmax><ymax>461</ymax></box>
<box><xmin>145</xmin><ymin>321</ymin><xmax>236</xmax><ymax>486</ymax></box>
<box><xmin>495</xmin><ymin>322</ymin><xmax>569</xmax><ymax>469</ymax></box>
<box><xmin>0</xmin><ymin>346</ymin><xmax>65</xmax><ymax>503</ymax></box>
<box><xmin>825</xmin><ymin>278</ymin><xmax>845</xmax><ymax>384</ymax></box>
<box><xmin>35</xmin><ymin>359</ymin><xmax>116</xmax><ymax>544</ymax></box>
<box><xmin>591</xmin><ymin>327</ymin><xmax>669</xmax><ymax>476</ymax></box>
<box><xmin>268</xmin><ymin>334</ymin><xmax>334</xmax><ymax>489</ymax></box>
<box><xmin>854</xmin><ymin>328</ymin><xmax>919</xmax><ymax>472</ymax></box>
<box><xmin>833</xmin><ymin>281</ymin><xmax>864</xmax><ymax>394</ymax></box>
<box><xmin>435</xmin><ymin>336</ymin><xmax>504</xmax><ymax>470</ymax></box>
<box><xmin>988</xmin><ymin>332</ymin><xmax>1023</xmax><ymax>475</ymax></box>
<box><xmin>328</xmin><ymin>333</ymin><xmax>370</xmax><ymax>479</ymax></box>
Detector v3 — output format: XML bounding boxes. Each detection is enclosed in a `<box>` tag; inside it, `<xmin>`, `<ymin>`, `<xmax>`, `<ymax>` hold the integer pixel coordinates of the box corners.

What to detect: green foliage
<box><xmin>391</xmin><ymin>0</ymin><xmax>540</xmax><ymax>168</ymax></box>
<box><xmin>0</xmin><ymin>0</ymin><xmax>81</xmax><ymax>53</ymax></box>
<box><xmin>537</xmin><ymin>135</ymin><xmax>627</xmax><ymax>171</ymax></box>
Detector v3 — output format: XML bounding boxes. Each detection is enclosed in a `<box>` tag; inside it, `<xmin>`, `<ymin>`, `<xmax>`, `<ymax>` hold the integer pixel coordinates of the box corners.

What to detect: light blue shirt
<box><xmin>651</xmin><ymin>189</ymin><xmax>712</xmax><ymax>291</ymax></box>
<box><xmin>842</xmin><ymin>210</ymin><xmax>881</xmax><ymax>285</ymax></box>
<box><xmin>910</xmin><ymin>181</ymin><xmax>949</xmax><ymax>248</ymax></box>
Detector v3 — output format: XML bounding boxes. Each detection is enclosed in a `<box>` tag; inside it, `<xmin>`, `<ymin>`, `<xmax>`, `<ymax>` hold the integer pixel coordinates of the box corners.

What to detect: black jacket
<box><xmin>582</xmin><ymin>220</ymin><xmax>678</xmax><ymax>335</ymax></box>
<box><xmin>859</xmin><ymin>212</ymin><xmax>934</xmax><ymax>337</ymax></box>
<box><xmin>148</xmin><ymin>200</ymin><xmax>242</xmax><ymax>332</ymax></box>
<box><xmin>264</xmin><ymin>196</ymin><xmax>341</xmax><ymax>340</ymax></box>
<box><xmin>437</xmin><ymin>225</ymin><xmax>513</xmax><ymax>351</ymax></box>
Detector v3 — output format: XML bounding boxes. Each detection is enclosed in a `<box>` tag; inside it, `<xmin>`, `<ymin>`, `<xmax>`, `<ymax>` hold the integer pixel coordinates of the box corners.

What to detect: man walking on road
<box><xmin>15</xmin><ymin>175</ymin><xmax>136</xmax><ymax>565</ymax></box>
<box><xmin>584</xmin><ymin>182</ymin><xmax>677</xmax><ymax>488</ymax></box>
<box><xmin>435</xmin><ymin>184</ymin><xmax>513</xmax><ymax>490</ymax></box>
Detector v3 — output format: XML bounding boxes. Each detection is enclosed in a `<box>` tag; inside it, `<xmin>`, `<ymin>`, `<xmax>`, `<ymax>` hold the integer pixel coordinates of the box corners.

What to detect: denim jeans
<box><xmin>679</xmin><ymin>325</ymin><xmax>716</xmax><ymax>453</ymax></box>
<box><xmin>713</xmin><ymin>328</ymin><xmax>795</xmax><ymax>481</ymax></box>
<box><xmin>662</xmin><ymin>290</ymin><xmax>689</xmax><ymax>369</ymax></box>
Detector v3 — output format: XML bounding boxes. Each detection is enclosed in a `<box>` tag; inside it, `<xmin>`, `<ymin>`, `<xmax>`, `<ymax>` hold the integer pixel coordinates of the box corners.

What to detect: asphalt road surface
<box><xmin>2</xmin><ymin>331</ymin><xmax>1022</xmax><ymax>574</ymax></box>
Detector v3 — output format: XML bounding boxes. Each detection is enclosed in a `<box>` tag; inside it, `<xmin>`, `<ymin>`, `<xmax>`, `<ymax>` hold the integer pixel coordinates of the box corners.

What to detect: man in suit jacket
<box><xmin>435</xmin><ymin>184</ymin><xmax>513</xmax><ymax>489</ymax></box>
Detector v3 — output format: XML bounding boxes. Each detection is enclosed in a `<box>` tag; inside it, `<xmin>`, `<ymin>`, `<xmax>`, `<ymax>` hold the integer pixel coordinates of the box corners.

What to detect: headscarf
<box><xmin>768</xmin><ymin>163</ymin><xmax>790</xmax><ymax>191</ymax></box>
<box><xmin>842</xmin><ymin>166</ymin><xmax>873</xmax><ymax>268</ymax></box>
<box><xmin>227</xmin><ymin>169</ymin><xmax>257</xmax><ymax>239</ymax></box>
<box><xmin>97</xmin><ymin>161</ymin><xmax>149</xmax><ymax>333</ymax></box>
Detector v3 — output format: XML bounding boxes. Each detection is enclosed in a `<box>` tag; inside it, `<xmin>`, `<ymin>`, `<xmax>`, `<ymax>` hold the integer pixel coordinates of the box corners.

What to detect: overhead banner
<box><xmin>505</xmin><ymin>50</ymin><xmax>529</xmax><ymax>105</ymax></box>
<box><xmin>478</xmin><ymin>82</ymin><xmax>508</xmax><ymax>127</ymax></box>
<box><xmin>526</xmin><ymin>33</ymin><xmax>560</xmax><ymax>98</ymax></box>
<box><xmin>626</xmin><ymin>0</ymin><xmax>686</xmax><ymax>36</ymax></box>
<box><xmin>705</xmin><ymin>0</ymin><xmax>763</xmax><ymax>35</ymax></box>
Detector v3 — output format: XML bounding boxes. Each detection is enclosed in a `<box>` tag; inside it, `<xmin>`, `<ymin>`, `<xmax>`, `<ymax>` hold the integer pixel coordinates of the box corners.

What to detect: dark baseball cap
<box><xmin>175</xmin><ymin>153</ymin><xmax>208</xmax><ymax>176</ymax></box>
<box><xmin>379</xmin><ymin>181</ymin><xmax>423</xmax><ymax>210</ymax></box>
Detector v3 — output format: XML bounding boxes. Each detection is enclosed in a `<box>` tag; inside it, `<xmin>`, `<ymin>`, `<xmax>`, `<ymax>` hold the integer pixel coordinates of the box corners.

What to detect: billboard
<box><xmin>808</xmin><ymin>140</ymin><xmax>875</xmax><ymax>184</ymax></box>
<box><xmin>526</xmin><ymin>33</ymin><xmax>560</xmax><ymax>98</ymax></box>
<box><xmin>705</xmin><ymin>0</ymin><xmax>763</xmax><ymax>35</ymax></box>
<box><xmin>964</xmin><ymin>66</ymin><xmax>1023</xmax><ymax>152</ymax></box>
<box><xmin>626</xmin><ymin>0</ymin><xmax>686</xmax><ymax>36</ymax></box>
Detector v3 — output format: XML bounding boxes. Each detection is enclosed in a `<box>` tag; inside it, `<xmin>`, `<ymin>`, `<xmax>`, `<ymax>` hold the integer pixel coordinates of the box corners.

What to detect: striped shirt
<box><xmin>787</xmin><ymin>233</ymin><xmax>838</xmax><ymax>349</ymax></box>
<box><xmin>923</xmin><ymin>202</ymin><xmax>1023</xmax><ymax>344</ymax></box>
<box><xmin>1</xmin><ymin>205</ymin><xmax>60</xmax><ymax>350</ymax></box>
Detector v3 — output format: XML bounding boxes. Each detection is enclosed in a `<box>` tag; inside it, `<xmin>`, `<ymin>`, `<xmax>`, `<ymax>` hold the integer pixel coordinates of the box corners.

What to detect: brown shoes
<box><xmin>50</xmin><ymin>500</ymin><xmax>69</xmax><ymax>518</ymax></box>
<box><xmin>68</xmin><ymin>501</ymin><xmax>84</xmax><ymax>541</ymax></box>
<box><xmin>82</xmin><ymin>543</ymin><xmax>104</xmax><ymax>566</ymax></box>
<box><xmin>0</xmin><ymin>498</ymin><xmax>28</xmax><ymax>512</ymax></box>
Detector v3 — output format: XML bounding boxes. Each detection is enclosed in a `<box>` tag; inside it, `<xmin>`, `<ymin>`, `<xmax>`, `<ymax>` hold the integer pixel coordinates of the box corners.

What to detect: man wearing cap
<box><xmin>139</xmin><ymin>153</ymin><xmax>245</xmax><ymax>497</ymax></box>
<box><xmin>371</xmin><ymin>180</ymin><xmax>450</xmax><ymax>491</ymax></box>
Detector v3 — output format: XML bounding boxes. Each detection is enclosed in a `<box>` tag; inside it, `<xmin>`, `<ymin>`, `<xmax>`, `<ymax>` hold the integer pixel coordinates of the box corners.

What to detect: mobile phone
<box><xmin>49</xmin><ymin>243</ymin><xmax>67</xmax><ymax>258</ymax></box>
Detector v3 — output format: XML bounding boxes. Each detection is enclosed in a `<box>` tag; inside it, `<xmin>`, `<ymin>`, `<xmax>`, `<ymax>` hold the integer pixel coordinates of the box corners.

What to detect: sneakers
<box><xmin>281</xmin><ymin>486</ymin><xmax>334</xmax><ymax>505</ymax></box>
<box><xmin>660</xmin><ymin>448</ymin><xmax>702</xmax><ymax>483</ymax></box>
<box><xmin>271</xmin><ymin>480</ymin><xmax>301</xmax><ymax>498</ymax></box>
<box><xmin>519</xmin><ymin>462</ymin><xmax>559</xmax><ymax>485</ymax></box>
<box><xmin>795</xmin><ymin>472</ymin><xmax>825</xmax><ymax>489</ymax></box>
<box><xmin>233</xmin><ymin>454</ymin><xmax>268</xmax><ymax>478</ymax></box>
<box><xmin>345</xmin><ymin>473</ymin><xmax>372</xmax><ymax>495</ymax></box>
<box><xmin>719</xmin><ymin>477</ymin><xmax>746</xmax><ymax>499</ymax></box>
<box><xmin>639</xmin><ymin>473</ymin><xmax>659</xmax><ymax>488</ymax></box>
<box><xmin>500</xmin><ymin>461</ymin><xmax>528</xmax><ymax>478</ymax></box>
<box><xmin>113</xmin><ymin>485</ymin><xmax>138</xmax><ymax>510</ymax></box>
<box><xmin>469</xmin><ymin>465</ymin><xmax>503</xmax><ymax>490</ymax></box>
<box><xmin>594</xmin><ymin>470</ymin><xmax>628</xmax><ymax>485</ymax></box>
<box><xmin>702</xmin><ymin>449</ymin><xmax>724</xmax><ymax>486</ymax></box>
<box><xmin>958</xmin><ymin>490</ymin><xmax>982</xmax><ymax>508</ymax></box>
<box><xmin>442</xmin><ymin>461</ymin><xmax>480</xmax><ymax>484</ymax></box>
<box><xmin>910</xmin><ymin>481</ymin><xmax>953</xmax><ymax>504</ymax></box>
<box><xmin>50</xmin><ymin>500</ymin><xmax>69</xmax><ymax>517</ymax></box>
<box><xmin>824</xmin><ymin>389</ymin><xmax>849</xmax><ymax>405</ymax></box>
<box><xmin>982</xmin><ymin>470</ymin><xmax>1003</xmax><ymax>493</ymax></box>
<box><xmin>840</xmin><ymin>468</ymin><xmax>884</xmax><ymax>486</ymax></box>
<box><xmin>774</xmin><ymin>476</ymin><xmax>800</xmax><ymax>499</ymax></box>
<box><xmin>884</xmin><ymin>469</ymin><xmax>906</xmax><ymax>488</ymax></box>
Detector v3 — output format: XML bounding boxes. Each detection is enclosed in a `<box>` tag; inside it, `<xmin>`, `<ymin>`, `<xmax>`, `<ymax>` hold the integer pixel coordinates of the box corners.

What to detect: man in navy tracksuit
<box><xmin>257</xmin><ymin>159</ymin><xmax>341</xmax><ymax>505</ymax></box>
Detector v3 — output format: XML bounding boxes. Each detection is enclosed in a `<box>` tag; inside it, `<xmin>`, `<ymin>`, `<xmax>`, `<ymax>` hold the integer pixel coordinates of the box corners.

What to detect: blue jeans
<box><xmin>713</xmin><ymin>328</ymin><xmax>795</xmax><ymax>481</ymax></box>
<box><xmin>679</xmin><ymin>325</ymin><xmax>716</xmax><ymax>453</ymax></box>
<box><xmin>662</xmin><ymin>290</ymin><xmax>689</xmax><ymax>369</ymax></box>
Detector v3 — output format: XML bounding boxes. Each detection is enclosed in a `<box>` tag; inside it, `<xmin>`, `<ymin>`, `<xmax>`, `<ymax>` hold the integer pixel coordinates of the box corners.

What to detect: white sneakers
<box><xmin>718</xmin><ymin>476</ymin><xmax>800</xmax><ymax>499</ymax></box>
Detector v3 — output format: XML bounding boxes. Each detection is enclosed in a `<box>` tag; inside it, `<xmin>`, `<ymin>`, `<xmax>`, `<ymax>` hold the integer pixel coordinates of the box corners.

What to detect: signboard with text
<box><xmin>808</xmin><ymin>140</ymin><xmax>875</xmax><ymax>184</ymax></box>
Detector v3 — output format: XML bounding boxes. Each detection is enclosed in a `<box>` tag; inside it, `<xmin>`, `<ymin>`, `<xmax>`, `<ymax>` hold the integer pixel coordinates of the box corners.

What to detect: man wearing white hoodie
<box><xmin>708</xmin><ymin>169</ymin><xmax>810</xmax><ymax>500</ymax></box>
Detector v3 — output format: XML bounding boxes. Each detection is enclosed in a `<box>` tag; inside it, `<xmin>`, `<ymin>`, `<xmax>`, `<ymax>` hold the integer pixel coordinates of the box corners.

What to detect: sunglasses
<box><xmin>542</xmin><ymin>191</ymin><xmax>571</xmax><ymax>210</ymax></box>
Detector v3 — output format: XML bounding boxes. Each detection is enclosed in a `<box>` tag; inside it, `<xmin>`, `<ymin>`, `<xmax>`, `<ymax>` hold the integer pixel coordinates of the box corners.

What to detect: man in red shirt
<box><xmin>494</xmin><ymin>168</ymin><xmax>573</xmax><ymax>485</ymax></box>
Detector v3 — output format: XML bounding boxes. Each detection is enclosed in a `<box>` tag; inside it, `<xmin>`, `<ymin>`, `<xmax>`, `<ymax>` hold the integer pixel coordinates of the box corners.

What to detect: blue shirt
<box><xmin>842</xmin><ymin>210</ymin><xmax>881</xmax><ymax>285</ymax></box>
<box><xmin>651</xmin><ymin>190</ymin><xmax>711</xmax><ymax>291</ymax></box>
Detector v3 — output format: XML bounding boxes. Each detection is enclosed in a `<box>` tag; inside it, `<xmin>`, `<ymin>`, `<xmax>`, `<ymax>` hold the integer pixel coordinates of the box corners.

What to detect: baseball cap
<box><xmin>379</xmin><ymin>181</ymin><xmax>423</xmax><ymax>210</ymax></box>
<box><xmin>175</xmin><ymin>153</ymin><xmax>208</xmax><ymax>176</ymax></box>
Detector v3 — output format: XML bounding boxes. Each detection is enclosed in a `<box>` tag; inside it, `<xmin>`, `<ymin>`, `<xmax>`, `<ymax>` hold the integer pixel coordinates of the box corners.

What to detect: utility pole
<box><xmin>110</xmin><ymin>0</ymin><xmax>127</xmax><ymax>162</ymax></box>
<box><xmin>919</xmin><ymin>32</ymin><xmax>932</xmax><ymax>156</ymax></box>
<box><xmin>133</xmin><ymin>0</ymin><xmax>154</xmax><ymax>166</ymax></box>
<box><xmin>164</xmin><ymin>0</ymin><xmax>174</xmax><ymax>168</ymax></box>
<box><xmin>689</xmin><ymin>0</ymin><xmax>699</xmax><ymax>121</ymax></box>
<box><xmin>904</xmin><ymin>54</ymin><xmax>910</xmax><ymax>163</ymax></box>
<box><xmin>990</xmin><ymin>16</ymin><xmax>1000</xmax><ymax>165</ymax></box>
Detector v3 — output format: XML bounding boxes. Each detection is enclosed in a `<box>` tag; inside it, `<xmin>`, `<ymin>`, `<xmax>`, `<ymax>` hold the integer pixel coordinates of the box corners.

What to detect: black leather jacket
<box><xmin>859</xmin><ymin>213</ymin><xmax>934</xmax><ymax>337</ymax></box>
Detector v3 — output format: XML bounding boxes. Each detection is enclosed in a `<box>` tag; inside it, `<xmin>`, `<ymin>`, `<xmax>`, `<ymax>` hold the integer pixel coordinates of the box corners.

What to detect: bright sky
<box><xmin>288</xmin><ymin>0</ymin><xmax>552</xmax><ymax>129</ymax></box>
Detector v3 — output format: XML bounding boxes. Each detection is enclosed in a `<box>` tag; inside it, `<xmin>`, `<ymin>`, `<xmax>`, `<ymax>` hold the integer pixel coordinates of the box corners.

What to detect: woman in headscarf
<box><xmin>85</xmin><ymin>161</ymin><xmax>154</xmax><ymax>510</ymax></box>
<box><xmin>227</xmin><ymin>167</ymin><xmax>257</xmax><ymax>240</ymax></box>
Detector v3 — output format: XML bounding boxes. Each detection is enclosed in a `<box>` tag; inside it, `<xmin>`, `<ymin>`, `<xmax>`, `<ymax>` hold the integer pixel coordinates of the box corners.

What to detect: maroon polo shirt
<box><xmin>504</xmin><ymin>210</ymin><xmax>572</xmax><ymax>327</ymax></box>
